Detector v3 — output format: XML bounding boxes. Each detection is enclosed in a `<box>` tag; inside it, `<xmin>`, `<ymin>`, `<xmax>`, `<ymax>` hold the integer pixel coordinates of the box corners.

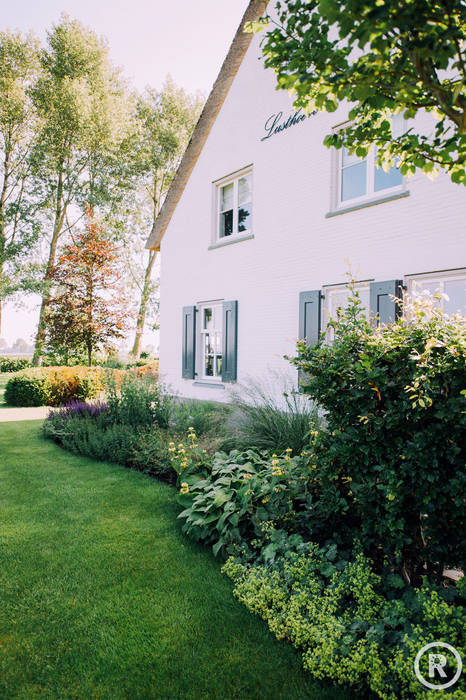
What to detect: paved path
<box><xmin>0</xmin><ymin>406</ymin><xmax>49</xmax><ymax>422</ymax></box>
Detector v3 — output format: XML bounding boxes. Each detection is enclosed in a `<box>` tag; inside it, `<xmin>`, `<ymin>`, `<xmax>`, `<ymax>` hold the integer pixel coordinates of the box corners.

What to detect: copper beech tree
<box><xmin>45</xmin><ymin>205</ymin><xmax>129</xmax><ymax>366</ymax></box>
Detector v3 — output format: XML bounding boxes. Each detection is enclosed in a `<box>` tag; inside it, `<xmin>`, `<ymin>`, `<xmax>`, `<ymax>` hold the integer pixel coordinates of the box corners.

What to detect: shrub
<box><xmin>223</xmin><ymin>531</ymin><xmax>466</xmax><ymax>700</ymax></box>
<box><xmin>5</xmin><ymin>367</ymin><xmax>104</xmax><ymax>407</ymax></box>
<box><xmin>127</xmin><ymin>428</ymin><xmax>177</xmax><ymax>483</ymax></box>
<box><xmin>292</xmin><ymin>290</ymin><xmax>466</xmax><ymax>584</ymax></box>
<box><xmin>226</xmin><ymin>373</ymin><xmax>321</xmax><ymax>454</ymax></box>
<box><xmin>0</xmin><ymin>357</ymin><xmax>31</xmax><ymax>373</ymax></box>
<box><xmin>105</xmin><ymin>372</ymin><xmax>172</xmax><ymax>428</ymax></box>
<box><xmin>176</xmin><ymin>449</ymin><xmax>315</xmax><ymax>557</ymax></box>
<box><xmin>169</xmin><ymin>399</ymin><xmax>230</xmax><ymax>437</ymax></box>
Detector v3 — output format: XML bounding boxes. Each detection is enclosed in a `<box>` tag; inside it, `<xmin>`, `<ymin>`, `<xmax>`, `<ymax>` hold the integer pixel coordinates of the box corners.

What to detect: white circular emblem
<box><xmin>414</xmin><ymin>641</ymin><xmax>462</xmax><ymax>690</ymax></box>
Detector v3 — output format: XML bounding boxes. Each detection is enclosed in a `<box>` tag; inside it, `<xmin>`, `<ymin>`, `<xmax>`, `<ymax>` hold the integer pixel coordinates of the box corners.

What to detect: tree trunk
<box><xmin>33</xmin><ymin>167</ymin><xmax>66</xmax><ymax>366</ymax></box>
<box><xmin>131</xmin><ymin>248</ymin><xmax>157</xmax><ymax>357</ymax></box>
<box><xmin>0</xmin><ymin>140</ymin><xmax>11</xmax><ymax>339</ymax></box>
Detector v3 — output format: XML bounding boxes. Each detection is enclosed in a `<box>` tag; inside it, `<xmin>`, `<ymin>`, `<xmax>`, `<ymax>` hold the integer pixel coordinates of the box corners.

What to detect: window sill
<box><xmin>193</xmin><ymin>380</ymin><xmax>226</xmax><ymax>389</ymax></box>
<box><xmin>326</xmin><ymin>189</ymin><xmax>409</xmax><ymax>218</ymax></box>
<box><xmin>208</xmin><ymin>233</ymin><xmax>254</xmax><ymax>250</ymax></box>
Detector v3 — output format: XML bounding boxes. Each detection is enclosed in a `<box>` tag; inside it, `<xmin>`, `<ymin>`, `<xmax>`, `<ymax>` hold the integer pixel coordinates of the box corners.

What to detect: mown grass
<box><xmin>0</xmin><ymin>421</ymin><xmax>355</xmax><ymax>700</ymax></box>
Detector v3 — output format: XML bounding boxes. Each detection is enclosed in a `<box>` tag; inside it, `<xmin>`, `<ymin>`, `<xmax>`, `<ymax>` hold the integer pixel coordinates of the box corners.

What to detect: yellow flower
<box><xmin>261</xmin><ymin>498</ymin><xmax>269</xmax><ymax>504</ymax></box>
<box><xmin>285</xmin><ymin>448</ymin><xmax>292</xmax><ymax>453</ymax></box>
<box><xmin>271</xmin><ymin>459</ymin><xmax>279</xmax><ymax>466</ymax></box>
<box><xmin>285</xmin><ymin>455</ymin><xmax>291</xmax><ymax>461</ymax></box>
<box><xmin>169</xmin><ymin>441</ymin><xmax>175</xmax><ymax>447</ymax></box>
<box><xmin>243</xmin><ymin>474</ymin><xmax>252</xmax><ymax>480</ymax></box>
<box><xmin>272</xmin><ymin>454</ymin><xmax>277</xmax><ymax>458</ymax></box>
<box><xmin>178</xmin><ymin>443</ymin><xmax>184</xmax><ymax>449</ymax></box>
<box><xmin>178</xmin><ymin>448</ymin><xmax>186</xmax><ymax>454</ymax></box>
<box><xmin>180</xmin><ymin>482</ymin><xmax>189</xmax><ymax>494</ymax></box>
<box><xmin>301</xmin><ymin>451</ymin><xmax>308</xmax><ymax>457</ymax></box>
<box><xmin>188</xmin><ymin>427</ymin><xmax>194</xmax><ymax>431</ymax></box>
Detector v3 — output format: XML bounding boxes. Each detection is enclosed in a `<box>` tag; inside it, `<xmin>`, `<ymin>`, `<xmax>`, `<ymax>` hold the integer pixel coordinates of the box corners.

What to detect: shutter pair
<box><xmin>299</xmin><ymin>280</ymin><xmax>403</xmax><ymax>346</ymax></box>
<box><xmin>182</xmin><ymin>301</ymin><xmax>238</xmax><ymax>381</ymax></box>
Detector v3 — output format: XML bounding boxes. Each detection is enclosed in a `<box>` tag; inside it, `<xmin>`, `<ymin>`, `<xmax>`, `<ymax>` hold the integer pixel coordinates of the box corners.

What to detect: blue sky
<box><xmin>2</xmin><ymin>0</ymin><xmax>251</xmax><ymax>348</ymax></box>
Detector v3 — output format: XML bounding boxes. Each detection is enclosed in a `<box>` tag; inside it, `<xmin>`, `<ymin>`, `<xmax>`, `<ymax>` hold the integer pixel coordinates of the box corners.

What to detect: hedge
<box><xmin>4</xmin><ymin>367</ymin><xmax>105</xmax><ymax>407</ymax></box>
<box><xmin>0</xmin><ymin>357</ymin><xmax>32</xmax><ymax>373</ymax></box>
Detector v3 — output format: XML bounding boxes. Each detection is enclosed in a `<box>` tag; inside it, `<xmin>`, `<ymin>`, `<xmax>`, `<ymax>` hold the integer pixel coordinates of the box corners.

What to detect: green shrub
<box><xmin>169</xmin><ymin>399</ymin><xmax>230</xmax><ymax>437</ymax></box>
<box><xmin>5</xmin><ymin>367</ymin><xmax>104</xmax><ymax>407</ymax></box>
<box><xmin>0</xmin><ymin>357</ymin><xmax>32</xmax><ymax>373</ymax></box>
<box><xmin>127</xmin><ymin>428</ymin><xmax>176</xmax><ymax>483</ymax></box>
<box><xmin>226</xmin><ymin>374</ymin><xmax>321</xmax><ymax>454</ymax></box>
<box><xmin>106</xmin><ymin>373</ymin><xmax>172</xmax><ymax>429</ymax></box>
<box><xmin>292</xmin><ymin>290</ymin><xmax>466</xmax><ymax>583</ymax></box>
<box><xmin>223</xmin><ymin>532</ymin><xmax>466</xmax><ymax>700</ymax></box>
<box><xmin>176</xmin><ymin>449</ymin><xmax>315</xmax><ymax>557</ymax></box>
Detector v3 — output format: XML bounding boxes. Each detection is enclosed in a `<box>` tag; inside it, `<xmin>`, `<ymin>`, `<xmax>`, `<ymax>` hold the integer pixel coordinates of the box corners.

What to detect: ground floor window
<box><xmin>322</xmin><ymin>280</ymin><xmax>371</xmax><ymax>340</ymax></box>
<box><xmin>198</xmin><ymin>302</ymin><xmax>223</xmax><ymax>379</ymax></box>
<box><xmin>407</xmin><ymin>270</ymin><xmax>466</xmax><ymax>316</ymax></box>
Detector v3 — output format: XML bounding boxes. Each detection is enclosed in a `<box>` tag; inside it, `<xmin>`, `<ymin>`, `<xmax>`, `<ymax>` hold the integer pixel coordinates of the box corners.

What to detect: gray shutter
<box><xmin>222</xmin><ymin>300</ymin><xmax>238</xmax><ymax>382</ymax></box>
<box><xmin>370</xmin><ymin>280</ymin><xmax>403</xmax><ymax>326</ymax></box>
<box><xmin>299</xmin><ymin>290</ymin><xmax>322</xmax><ymax>346</ymax></box>
<box><xmin>182</xmin><ymin>306</ymin><xmax>196</xmax><ymax>379</ymax></box>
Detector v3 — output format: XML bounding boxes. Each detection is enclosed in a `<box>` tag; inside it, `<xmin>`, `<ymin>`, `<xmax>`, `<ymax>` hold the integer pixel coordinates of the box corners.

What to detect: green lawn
<box><xmin>0</xmin><ymin>421</ymin><xmax>355</xmax><ymax>700</ymax></box>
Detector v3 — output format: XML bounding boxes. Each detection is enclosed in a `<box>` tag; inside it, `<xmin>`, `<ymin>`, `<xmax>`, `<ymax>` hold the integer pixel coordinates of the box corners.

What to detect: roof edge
<box><xmin>146</xmin><ymin>0</ymin><xmax>268</xmax><ymax>250</ymax></box>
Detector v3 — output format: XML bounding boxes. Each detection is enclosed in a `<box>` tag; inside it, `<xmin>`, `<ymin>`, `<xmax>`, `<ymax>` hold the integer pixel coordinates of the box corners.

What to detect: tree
<box><xmin>121</xmin><ymin>77</ymin><xmax>203</xmax><ymax>357</ymax></box>
<box><xmin>251</xmin><ymin>0</ymin><xmax>466</xmax><ymax>184</ymax></box>
<box><xmin>0</xmin><ymin>31</ymin><xmax>41</xmax><ymax>336</ymax></box>
<box><xmin>45</xmin><ymin>205</ymin><xmax>129</xmax><ymax>366</ymax></box>
<box><xmin>30</xmin><ymin>15</ymin><xmax>132</xmax><ymax>365</ymax></box>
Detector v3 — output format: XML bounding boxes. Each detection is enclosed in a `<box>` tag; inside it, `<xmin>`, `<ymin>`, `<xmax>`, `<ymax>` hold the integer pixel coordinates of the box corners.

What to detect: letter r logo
<box><xmin>429</xmin><ymin>653</ymin><xmax>447</xmax><ymax>678</ymax></box>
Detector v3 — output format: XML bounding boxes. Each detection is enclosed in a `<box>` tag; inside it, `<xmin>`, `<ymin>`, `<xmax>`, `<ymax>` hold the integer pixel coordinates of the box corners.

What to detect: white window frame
<box><xmin>196</xmin><ymin>300</ymin><xmax>223</xmax><ymax>381</ymax></box>
<box><xmin>331</xmin><ymin>117</ymin><xmax>407</xmax><ymax>211</ymax></box>
<box><xmin>213</xmin><ymin>166</ymin><xmax>253</xmax><ymax>243</ymax></box>
<box><xmin>322</xmin><ymin>280</ymin><xmax>372</xmax><ymax>341</ymax></box>
<box><xmin>405</xmin><ymin>269</ymin><xmax>466</xmax><ymax>316</ymax></box>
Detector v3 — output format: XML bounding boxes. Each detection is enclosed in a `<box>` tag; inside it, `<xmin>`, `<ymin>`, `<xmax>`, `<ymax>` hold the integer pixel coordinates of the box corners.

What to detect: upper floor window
<box><xmin>217</xmin><ymin>168</ymin><xmax>252</xmax><ymax>240</ymax></box>
<box><xmin>339</xmin><ymin>147</ymin><xmax>402</xmax><ymax>204</ymax></box>
<box><xmin>332</xmin><ymin>115</ymin><xmax>406</xmax><ymax>211</ymax></box>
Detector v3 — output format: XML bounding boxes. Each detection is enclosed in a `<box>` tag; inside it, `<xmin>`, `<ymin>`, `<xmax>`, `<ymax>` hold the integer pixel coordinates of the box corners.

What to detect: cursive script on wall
<box><xmin>261</xmin><ymin>108</ymin><xmax>317</xmax><ymax>141</ymax></box>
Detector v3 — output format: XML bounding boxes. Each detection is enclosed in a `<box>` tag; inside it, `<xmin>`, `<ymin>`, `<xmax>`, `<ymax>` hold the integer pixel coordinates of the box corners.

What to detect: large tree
<box><xmin>30</xmin><ymin>15</ymin><xmax>131</xmax><ymax>364</ymax></box>
<box><xmin>45</xmin><ymin>205</ymin><xmax>129</xmax><ymax>366</ymax></box>
<box><xmin>251</xmin><ymin>0</ymin><xmax>466</xmax><ymax>184</ymax></box>
<box><xmin>122</xmin><ymin>77</ymin><xmax>203</xmax><ymax>357</ymax></box>
<box><xmin>0</xmin><ymin>31</ymin><xmax>41</xmax><ymax>336</ymax></box>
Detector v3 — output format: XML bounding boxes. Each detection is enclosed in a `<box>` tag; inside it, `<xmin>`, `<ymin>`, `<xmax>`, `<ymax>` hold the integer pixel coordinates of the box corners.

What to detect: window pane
<box><xmin>203</xmin><ymin>308</ymin><xmax>213</xmax><ymax>331</ymax></box>
<box><xmin>238</xmin><ymin>203</ymin><xmax>252</xmax><ymax>233</ymax></box>
<box><xmin>238</xmin><ymin>175</ymin><xmax>252</xmax><ymax>205</ymax></box>
<box><xmin>216</xmin><ymin>355</ymin><xmax>223</xmax><ymax>376</ymax></box>
<box><xmin>341</xmin><ymin>161</ymin><xmax>367</xmax><ymax>201</ymax></box>
<box><xmin>219</xmin><ymin>210</ymin><xmax>233</xmax><ymax>237</ymax></box>
<box><xmin>220</xmin><ymin>183</ymin><xmax>234</xmax><ymax>211</ymax></box>
<box><xmin>444</xmin><ymin>279</ymin><xmax>466</xmax><ymax>316</ymax></box>
<box><xmin>204</xmin><ymin>354</ymin><xmax>214</xmax><ymax>376</ymax></box>
<box><xmin>204</xmin><ymin>333</ymin><xmax>213</xmax><ymax>356</ymax></box>
<box><xmin>342</xmin><ymin>147</ymin><xmax>364</xmax><ymax>167</ymax></box>
<box><xmin>374</xmin><ymin>163</ymin><xmax>402</xmax><ymax>192</ymax></box>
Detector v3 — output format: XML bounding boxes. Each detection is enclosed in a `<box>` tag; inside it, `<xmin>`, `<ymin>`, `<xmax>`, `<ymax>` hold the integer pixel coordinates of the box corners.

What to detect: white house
<box><xmin>147</xmin><ymin>0</ymin><xmax>466</xmax><ymax>401</ymax></box>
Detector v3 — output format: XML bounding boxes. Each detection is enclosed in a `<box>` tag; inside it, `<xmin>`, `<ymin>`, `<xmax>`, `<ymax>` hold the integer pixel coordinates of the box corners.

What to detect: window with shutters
<box><xmin>215</xmin><ymin>168</ymin><xmax>252</xmax><ymax>241</ymax></box>
<box><xmin>198</xmin><ymin>302</ymin><xmax>223</xmax><ymax>379</ymax></box>
<box><xmin>406</xmin><ymin>270</ymin><xmax>466</xmax><ymax>317</ymax></box>
<box><xmin>322</xmin><ymin>281</ymin><xmax>371</xmax><ymax>340</ymax></box>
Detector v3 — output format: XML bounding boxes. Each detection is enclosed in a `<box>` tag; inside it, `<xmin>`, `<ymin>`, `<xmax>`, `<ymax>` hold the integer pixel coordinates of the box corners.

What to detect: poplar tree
<box><xmin>0</xmin><ymin>31</ymin><xmax>40</xmax><ymax>336</ymax></box>
<box><xmin>30</xmin><ymin>15</ymin><xmax>131</xmax><ymax>364</ymax></box>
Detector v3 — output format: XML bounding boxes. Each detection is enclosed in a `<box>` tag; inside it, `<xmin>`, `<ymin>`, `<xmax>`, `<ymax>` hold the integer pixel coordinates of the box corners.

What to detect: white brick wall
<box><xmin>159</xmin><ymin>32</ymin><xmax>466</xmax><ymax>402</ymax></box>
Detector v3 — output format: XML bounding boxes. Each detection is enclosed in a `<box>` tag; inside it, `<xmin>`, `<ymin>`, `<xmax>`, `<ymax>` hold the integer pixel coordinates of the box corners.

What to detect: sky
<box><xmin>1</xmin><ymin>0</ymin><xmax>251</xmax><ymax>349</ymax></box>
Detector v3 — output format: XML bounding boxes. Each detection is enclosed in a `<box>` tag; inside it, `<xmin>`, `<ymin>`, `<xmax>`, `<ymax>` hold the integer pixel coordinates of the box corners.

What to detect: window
<box><xmin>322</xmin><ymin>281</ymin><xmax>371</xmax><ymax>340</ymax></box>
<box><xmin>333</xmin><ymin>115</ymin><xmax>405</xmax><ymax>210</ymax></box>
<box><xmin>407</xmin><ymin>271</ymin><xmax>466</xmax><ymax>316</ymax></box>
<box><xmin>338</xmin><ymin>147</ymin><xmax>403</xmax><ymax>205</ymax></box>
<box><xmin>198</xmin><ymin>302</ymin><xmax>223</xmax><ymax>379</ymax></box>
<box><xmin>216</xmin><ymin>169</ymin><xmax>252</xmax><ymax>240</ymax></box>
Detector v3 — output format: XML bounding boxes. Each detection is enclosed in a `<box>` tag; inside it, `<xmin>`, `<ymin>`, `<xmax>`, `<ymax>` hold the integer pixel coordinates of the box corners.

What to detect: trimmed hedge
<box><xmin>0</xmin><ymin>357</ymin><xmax>31</xmax><ymax>373</ymax></box>
<box><xmin>4</xmin><ymin>367</ymin><xmax>104</xmax><ymax>407</ymax></box>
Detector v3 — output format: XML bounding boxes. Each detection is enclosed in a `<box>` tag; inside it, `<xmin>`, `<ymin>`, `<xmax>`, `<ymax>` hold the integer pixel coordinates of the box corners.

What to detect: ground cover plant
<box><xmin>0</xmin><ymin>420</ymin><xmax>347</xmax><ymax>700</ymax></box>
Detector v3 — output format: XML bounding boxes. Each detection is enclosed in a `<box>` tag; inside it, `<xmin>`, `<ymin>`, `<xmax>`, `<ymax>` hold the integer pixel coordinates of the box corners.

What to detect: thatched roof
<box><xmin>146</xmin><ymin>0</ymin><xmax>268</xmax><ymax>250</ymax></box>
